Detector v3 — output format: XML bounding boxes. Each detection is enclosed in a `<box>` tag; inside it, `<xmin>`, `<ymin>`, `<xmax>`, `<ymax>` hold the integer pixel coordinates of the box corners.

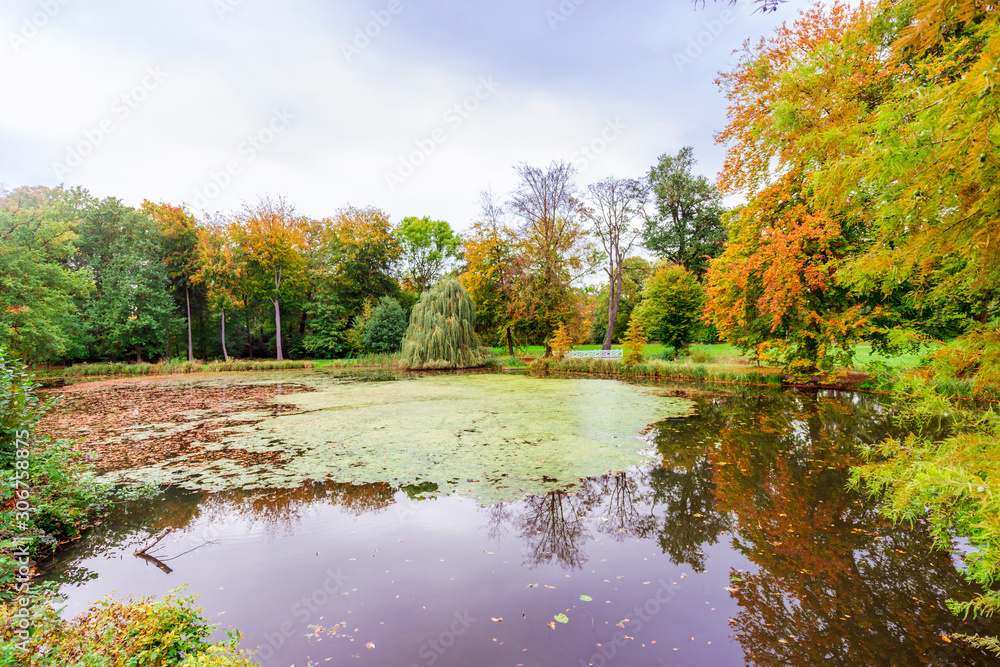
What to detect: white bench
<box><xmin>564</xmin><ymin>349</ymin><xmax>623</xmax><ymax>360</ymax></box>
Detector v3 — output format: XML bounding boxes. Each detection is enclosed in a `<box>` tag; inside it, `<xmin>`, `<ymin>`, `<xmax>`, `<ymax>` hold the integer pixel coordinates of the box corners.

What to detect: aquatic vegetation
<box><xmin>74</xmin><ymin>372</ymin><xmax>693</xmax><ymax>504</ymax></box>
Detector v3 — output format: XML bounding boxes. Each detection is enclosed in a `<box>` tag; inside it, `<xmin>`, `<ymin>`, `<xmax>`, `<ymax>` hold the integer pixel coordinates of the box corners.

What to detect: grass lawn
<box><xmin>493</xmin><ymin>343</ymin><xmax>749</xmax><ymax>362</ymax></box>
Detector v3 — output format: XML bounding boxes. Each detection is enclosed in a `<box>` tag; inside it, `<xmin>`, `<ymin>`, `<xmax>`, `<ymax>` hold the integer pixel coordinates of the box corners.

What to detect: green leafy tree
<box><xmin>633</xmin><ymin>264</ymin><xmax>704</xmax><ymax>359</ymax></box>
<box><xmin>643</xmin><ymin>147</ymin><xmax>725</xmax><ymax>277</ymax></box>
<box><xmin>396</xmin><ymin>216</ymin><xmax>462</xmax><ymax>293</ymax></box>
<box><xmin>0</xmin><ymin>186</ymin><xmax>88</xmax><ymax>362</ymax></box>
<box><xmin>77</xmin><ymin>198</ymin><xmax>175</xmax><ymax>362</ymax></box>
<box><xmin>301</xmin><ymin>291</ymin><xmax>347</xmax><ymax>358</ymax></box>
<box><xmin>363</xmin><ymin>296</ymin><xmax>408</xmax><ymax>354</ymax></box>
<box><xmin>402</xmin><ymin>278</ymin><xmax>491</xmax><ymax>369</ymax></box>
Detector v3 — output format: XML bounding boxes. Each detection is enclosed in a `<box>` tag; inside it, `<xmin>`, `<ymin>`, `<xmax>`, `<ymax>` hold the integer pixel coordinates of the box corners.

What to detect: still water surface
<box><xmin>40</xmin><ymin>371</ymin><xmax>1000</xmax><ymax>666</ymax></box>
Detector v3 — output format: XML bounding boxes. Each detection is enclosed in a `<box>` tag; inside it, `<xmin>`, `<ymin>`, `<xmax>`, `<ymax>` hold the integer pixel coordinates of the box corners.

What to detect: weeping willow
<box><xmin>401</xmin><ymin>279</ymin><xmax>492</xmax><ymax>370</ymax></box>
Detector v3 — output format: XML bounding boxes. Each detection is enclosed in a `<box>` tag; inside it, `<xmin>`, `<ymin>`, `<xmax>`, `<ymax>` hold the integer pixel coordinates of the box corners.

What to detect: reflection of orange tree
<box><xmin>710</xmin><ymin>391</ymin><xmax>1000</xmax><ymax>665</ymax></box>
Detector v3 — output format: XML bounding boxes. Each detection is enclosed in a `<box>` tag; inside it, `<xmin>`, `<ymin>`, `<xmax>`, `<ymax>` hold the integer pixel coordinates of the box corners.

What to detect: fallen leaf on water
<box><xmin>365</xmin><ymin>642</ymin><xmax>375</xmax><ymax>649</ymax></box>
<box><xmin>942</xmin><ymin>635</ymin><xmax>952</xmax><ymax>643</ymax></box>
<box><xmin>548</xmin><ymin>622</ymin><xmax>556</xmax><ymax>630</ymax></box>
<box><xmin>491</xmin><ymin>617</ymin><xmax>503</xmax><ymax>622</ymax></box>
<box><xmin>554</xmin><ymin>613</ymin><xmax>569</xmax><ymax>624</ymax></box>
<box><xmin>579</xmin><ymin>595</ymin><xmax>593</xmax><ymax>602</ymax></box>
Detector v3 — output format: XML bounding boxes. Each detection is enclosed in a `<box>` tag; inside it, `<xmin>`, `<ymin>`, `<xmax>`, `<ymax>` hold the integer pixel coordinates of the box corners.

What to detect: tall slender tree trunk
<box><xmin>602</xmin><ymin>265</ymin><xmax>624</xmax><ymax>350</ymax></box>
<box><xmin>221</xmin><ymin>309</ymin><xmax>230</xmax><ymax>362</ymax></box>
<box><xmin>506</xmin><ymin>327</ymin><xmax>514</xmax><ymax>357</ymax></box>
<box><xmin>185</xmin><ymin>285</ymin><xmax>194</xmax><ymax>362</ymax></box>
<box><xmin>274</xmin><ymin>298</ymin><xmax>284</xmax><ymax>361</ymax></box>
<box><xmin>246</xmin><ymin>314</ymin><xmax>253</xmax><ymax>359</ymax></box>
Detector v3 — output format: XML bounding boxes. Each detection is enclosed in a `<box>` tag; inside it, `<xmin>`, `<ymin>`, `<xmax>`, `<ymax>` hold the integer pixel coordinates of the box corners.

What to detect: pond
<box><xmin>37</xmin><ymin>369</ymin><xmax>1000</xmax><ymax>666</ymax></box>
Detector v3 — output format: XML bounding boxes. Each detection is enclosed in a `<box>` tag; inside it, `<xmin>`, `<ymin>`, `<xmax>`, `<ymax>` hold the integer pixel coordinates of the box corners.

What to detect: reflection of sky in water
<box><xmin>39</xmin><ymin>375</ymin><xmax>1000</xmax><ymax>666</ymax></box>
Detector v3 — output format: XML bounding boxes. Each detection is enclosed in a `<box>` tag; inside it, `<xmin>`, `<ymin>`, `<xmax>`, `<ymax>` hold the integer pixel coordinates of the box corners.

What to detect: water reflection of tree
<box><xmin>41</xmin><ymin>480</ymin><xmax>398</xmax><ymax>586</ymax></box>
<box><xmin>709</xmin><ymin>389</ymin><xmax>1000</xmax><ymax>666</ymax></box>
<box><xmin>515</xmin><ymin>491</ymin><xmax>590</xmax><ymax>570</ymax></box>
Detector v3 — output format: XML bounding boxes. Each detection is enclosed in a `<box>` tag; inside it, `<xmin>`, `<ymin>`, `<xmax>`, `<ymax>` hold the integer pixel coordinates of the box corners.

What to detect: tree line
<box><xmin>0</xmin><ymin>149</ymin><xmax>726</xmax><ymax>365</ymax></box>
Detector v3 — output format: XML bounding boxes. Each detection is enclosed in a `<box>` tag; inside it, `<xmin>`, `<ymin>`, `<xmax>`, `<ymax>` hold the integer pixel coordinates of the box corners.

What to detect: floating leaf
<box><xmin>553</xmin><ymin>613</ymin><xmax>569</xmax><ymax>624</ymax></box>
<box><xmin>579</xmin><ymin>595</ymin><xmax>593</xmax><ymax>602</ymax></box>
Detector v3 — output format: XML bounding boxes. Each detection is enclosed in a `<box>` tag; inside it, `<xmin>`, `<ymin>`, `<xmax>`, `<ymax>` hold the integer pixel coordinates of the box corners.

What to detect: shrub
<box><xmin>0</xmin><ymin>590</ymin><xmax>257</xmax><ymax>666</ymax></box>
<box><xmin>363</xmin><ymin>296</ymin><xmax>408</xmax><ymax>354</ymax></box>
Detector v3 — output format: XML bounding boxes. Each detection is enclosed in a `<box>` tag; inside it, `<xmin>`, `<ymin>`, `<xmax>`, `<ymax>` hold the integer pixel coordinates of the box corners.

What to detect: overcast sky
<box><xmin>0</xmin><ymin>0</ymin><xmax>789</xmax><ymax>231</ymax></box>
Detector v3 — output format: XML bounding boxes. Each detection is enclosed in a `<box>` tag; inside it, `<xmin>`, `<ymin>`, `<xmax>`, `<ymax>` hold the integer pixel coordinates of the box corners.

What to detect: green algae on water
<box><xmin>98</xmin><ymin>373</ymin><xmax>694</xmax><ymax>503</ymax></box>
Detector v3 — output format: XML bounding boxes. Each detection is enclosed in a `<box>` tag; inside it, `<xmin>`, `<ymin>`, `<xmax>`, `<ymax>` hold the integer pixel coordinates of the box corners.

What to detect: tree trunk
<box><xmin>164</xmin><ymin>333</ymin><xmax>170</xmax><ymax>361</ymax></box>
<box><xmin>506</xmin><ymin>327</ymin><xmax>514</xmax><ymax>357</ymax></box>
<box><xmin>246</xmin><ymin>314</ymin><xmax>253</xmax><ymax>359</ymax></box>
<box><xmin>185</xmin><ymin>285</ymin><xmax>194</xmax><ymax>362</ymax></box>
<box><xmin>221</xmin><ymin>309</ymin><xmax>230</xmax><ymax>362</ymax></box>
<box><xmin>273</xmin><ymin>298</ymin><xmax>284</xmax><ymax>361</ymax></box>
<box><xmin>544</xmin><ymin>342</ymin><xmax>552</xmax><ymax>358</ymax></box>
<box><xmin>603</xmin><ymin>266</ymin><xmax>624</xmax><ymax>350</ymax></box>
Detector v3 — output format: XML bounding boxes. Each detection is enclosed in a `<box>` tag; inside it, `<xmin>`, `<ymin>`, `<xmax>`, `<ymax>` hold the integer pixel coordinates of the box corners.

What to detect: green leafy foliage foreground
<box><xmin>0</xmin><ymin>589</ymin><xmax>257</xmax><ymax>667</ymax></box>
<box><xmin>0</xmin><ymin>348</ymin><xmax>256</xmax><ymax>665</ymax></box>
<box><xmin>851</xmin><ymin>379</ymin><xmax>1000</xmax><ymax>655</ymax></box>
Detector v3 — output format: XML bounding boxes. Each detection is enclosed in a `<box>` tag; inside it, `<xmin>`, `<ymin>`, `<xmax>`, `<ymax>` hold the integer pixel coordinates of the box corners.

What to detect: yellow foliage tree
<box><xmin>550</xmin><ymin>323</ymin><xmax>573</xmax><ymax>360</ymax></box>
<box><xmin>622</xmin><ymin>316</ymin><xmax>647</xmax><ymax>364</ymax></box>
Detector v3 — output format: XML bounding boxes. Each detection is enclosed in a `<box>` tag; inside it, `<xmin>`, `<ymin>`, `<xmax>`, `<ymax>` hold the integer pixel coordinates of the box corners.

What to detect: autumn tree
<box><xmin>395</xmin><ymin>216</ymin><xmax>461</xmax><ymax>293</ymax></box>
<box><xmin>229</xmin><ymin>196</ymin><xmax>305</xmax><ymax>361</ymax></box>
<box><xmin>461</xmin><ymin>191</ymin><xmax>521</xmax><ymax>355</ymax></box>
<box><xmin>324</xmin><ymin>206</ymin><xmax>401</xmax><ymax>319</ymax></box>
<box><xmin>142</xmin><ymin>201</ymin><xmax>201</xmax><ymax>362</ymax></box>
<box><xmin>707</xmin><ymin>2</ymin><xmax>888</xmax><ymax>376</ymax></box>
<box><xmin>643</xmin><ymin>147</ymin><xmax>725</xmax><ymax>278</ymax></box>
<box><xmin>508</xmin><ymin>161</ymin><xmax>594</xmax><ymax>357</ymax></box>
<box><xmin>582</xmin><ymin>177</ymin><xmax>645</xmax><ymax>350</ymax></box>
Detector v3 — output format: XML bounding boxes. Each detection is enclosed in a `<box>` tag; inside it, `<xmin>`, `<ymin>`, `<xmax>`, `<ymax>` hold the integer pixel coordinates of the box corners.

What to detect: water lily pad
<box><xmin>579</xmin><ymin>595</ymin><xmax>593</xmax><ymax>602</ymax></box>
<box><xmin>554</xmin><ymin>613</ymin><xmax>569</xmax><ymax>624</ymax></box>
